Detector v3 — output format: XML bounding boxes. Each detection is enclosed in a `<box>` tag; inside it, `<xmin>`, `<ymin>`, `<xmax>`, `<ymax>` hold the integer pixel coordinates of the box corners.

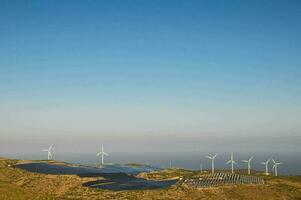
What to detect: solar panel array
<box><xmin>182</xmin><ymin>173</ymin><xmax>264</xmax><ymax>188</ymax></box>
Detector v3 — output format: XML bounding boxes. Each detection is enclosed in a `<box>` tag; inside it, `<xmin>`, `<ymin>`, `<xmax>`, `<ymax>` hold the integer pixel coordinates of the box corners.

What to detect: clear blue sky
<box><xmin>0</xmin><ymin>0</ymin><xmax>300</xmax><ymax>153</ymax></box>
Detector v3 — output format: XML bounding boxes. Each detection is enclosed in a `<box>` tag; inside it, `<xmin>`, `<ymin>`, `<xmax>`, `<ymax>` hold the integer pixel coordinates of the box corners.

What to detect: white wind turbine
<box><xmin>96</xmin><ymin>144</ymin><xmax>108</xmax><ymax>166</ymax></box>
<box><xmin>272</xmin><ymin>159</ymin><xmax>282</xmax><ymax>176</ymax></box>
<box><xmin>226</xmin><ymin>152</ymin><xmax>237</xmax><ymax>174</ymax></box>
<box><xmin>241</xmin><ymin>156</ymin><xmax>253</xmax><ymax>175</ymax></box>
<box><xmin>261</xmin><ymin>158</ymin><xmax>270</xmax><ymax>175</ymax></box>
<box><xmin>206</xmin><ymin>154</ymin><xmax>217</xmax><ymax>174</ymax></box>
<box><xmin>41</xmin><ymin>144</ymin><xmax>54</xmax><ymax>160</ymax></box>
<box><xmin>199</xmin><ymin>160</ymin><xmax>203</xmax><ymax>172</ymax></box>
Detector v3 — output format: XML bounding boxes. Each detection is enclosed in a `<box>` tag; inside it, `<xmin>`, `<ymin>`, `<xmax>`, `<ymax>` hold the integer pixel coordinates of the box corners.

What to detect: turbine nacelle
<box><xmin>96</xmin><ymin>144</ymin><xmax>109</xmax><ymax>166</ymax></box>
<box><xmin>226</xmin><ymin>153</ymin><xmax>237</xmax><ymax>174</ymax></box>
<box><xmin>206</xmin><ymin>154</ymin><xmax>217</xmax><ymax>160</ymax></box>
<box><xmin>272</xmin><ymin>159</ymin><xmax>282</xmax><ymax>166</ymax></box>
<box><xmin>226</xmin><ymin>153</ymin><xmax>237</xmax><ymax>164</ymax></box>
<box><xmin>96</xmin><ymin>152</ymin><xmax>108</xmax><ymax>156</ymax></box>
<box><xmin>261</xmin><ymin>158</ymin><xmax>271</xmax><ymax>175</ymax></box>
<box><xmin>272</xmin><ymin>159</ymin><xmax>282</xmax><ymax>176</ymax></box>
<box><xmin>206</xmin><ymin>154</ymin><xmax>218</xmax><ymax>174</ymax></box>
<box><xmin>241</xmin><ymin>156</ymin><xmax>254</xmax><ymax>175</ymax></box>
<box><xmin>41</xmin><ymin>144</ymin><xmax>54</xmax><ymax>160</ymax></box>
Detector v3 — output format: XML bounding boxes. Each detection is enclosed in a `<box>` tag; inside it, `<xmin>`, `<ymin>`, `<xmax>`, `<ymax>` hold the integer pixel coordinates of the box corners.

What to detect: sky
<box><xmin>0</xmin><ymin>0</ymin><xmax>300</xmax><ymax>154</ymax></box>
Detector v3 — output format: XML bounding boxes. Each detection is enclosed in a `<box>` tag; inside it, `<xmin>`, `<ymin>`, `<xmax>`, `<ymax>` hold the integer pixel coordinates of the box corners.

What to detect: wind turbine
<box><xmin>41</xmin><ymin>144</ymin><xmax>54</xmax><ymax>160</ymax></box>
<box><xmin>241</xmin><ymin>156</ymin><xmax>253</xmax><ymax>175</ymax></box>
<box><xmin>226</xmin><ymin>152</ymin><xmax>237</xmax><ymax>174</ymax></box>
<box><xmin>96</xmin><ymin>144</ymin><xmax>108</xmax><ymax>166</ymax></box>
<box><xmin>272</xmin><ymin>159</ymin><xmax>282</xmax><ymax>176</ymax></box>
<box><xmin>199</xmin><ymin>160</ymin><xmax>203</xmax><ymax>172</ymax></box>
<box><xmin>206</xmin><ymin>154</ymin><xmax>217</xmax><ymax>174</ymax></box>
<box><xmin>260</xmin><ymin>158</ymin><xmax>270</xmax><ymax>175</ymax></box>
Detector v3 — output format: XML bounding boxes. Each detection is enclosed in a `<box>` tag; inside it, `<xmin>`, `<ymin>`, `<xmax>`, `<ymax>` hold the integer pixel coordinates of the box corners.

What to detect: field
<box><xmin>1</xmin><ymin>157</ymin><xmax>301</xmax><ymax>200</ymax></box>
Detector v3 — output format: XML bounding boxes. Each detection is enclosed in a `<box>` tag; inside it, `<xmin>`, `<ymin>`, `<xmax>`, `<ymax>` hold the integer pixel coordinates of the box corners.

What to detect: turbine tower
<box><xmin>260</xmin><ymin>158</ymin><xmax>270</xmax><ymax>175</ymax></box>
<box><xmin>96</xmin><ymin>144</ymin><xmax>108</xmax><ymax>166</ymax></box>
<box><xmin>226</xmin><ymin>152</ymin><xmax>237</xmax><ymax>174</ymax></box>
<box><xmin>199</xmin><ymin>160</ymin><xmax>203</xmax><ymax>172</ymax></box>
<box><xmin>272</xmin><ymin>159</ymin><xmax>282</xmax><ymax>176</ymax></box>
<box><xmin>241</xmin><ymin>156</ymin><xmax>253</xmax><ymax>175</ymax></box>
<box><xmin>41</xmin><ymin>144</ymin><xmax>54</xmax><ymax>160</ymax></box>
<box><xmin>206</xmin><ymin>154</ymin><xmax>217</xmax><ymax>174</ymax></box>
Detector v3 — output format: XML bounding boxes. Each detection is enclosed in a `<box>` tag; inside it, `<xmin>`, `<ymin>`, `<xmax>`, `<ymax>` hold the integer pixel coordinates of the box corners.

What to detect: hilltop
<box><xmin>0</xmin><ymin>157</ymin><xmax>301</xmax><ymax>200</ymax></box>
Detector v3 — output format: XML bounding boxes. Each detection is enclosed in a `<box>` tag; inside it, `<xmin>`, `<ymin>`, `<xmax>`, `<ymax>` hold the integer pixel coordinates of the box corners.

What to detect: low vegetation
<box><xmin>125</xmin><ymin>163</ymin><xmax>147</xmax><ymax>167</ymax></box>
<box><xmin>1</xmin><ymin>157</ymin><xmax>301</xmax><ymax>200</ymax></box>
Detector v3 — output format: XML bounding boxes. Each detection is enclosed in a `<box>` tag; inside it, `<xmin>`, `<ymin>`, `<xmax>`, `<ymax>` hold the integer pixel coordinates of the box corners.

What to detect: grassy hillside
<box><xmin>0</xmin><ymin>157</ymin><xmax>301</xmax><ymax>200</ymax></box>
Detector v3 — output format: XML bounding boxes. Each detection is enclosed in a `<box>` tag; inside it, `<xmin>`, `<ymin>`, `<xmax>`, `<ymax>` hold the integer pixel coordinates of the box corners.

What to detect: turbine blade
<box><xmin>49</xmin><ymin>144</ymin><xmax>54</xmax><ymax>151</ymax></box>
